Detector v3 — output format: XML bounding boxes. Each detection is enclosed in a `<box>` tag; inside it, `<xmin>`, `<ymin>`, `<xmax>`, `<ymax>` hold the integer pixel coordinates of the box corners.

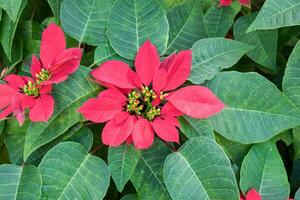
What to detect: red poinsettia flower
<box><xmin>30</xmin><ymin>23</ymin><xmax>82</xmax><ymax>85</ymax></box>
<box><xmin>240</xmin><ymin>189</ymin><xmax>262</xmax><ymax>200</ymax></box>
<box><xmin>79</xmin><ymin>40</ymin><xmax>224</xmax><ymax>149</ymax></box>
<box><xmin>0</xmin><ymin>74</ymin><xmax>54</xmax><ymax>125</ymax></box>
<box><xmin>220</xmin><ymin>0</ymin><xmax>250</xmax><ymax>6</ymax></box>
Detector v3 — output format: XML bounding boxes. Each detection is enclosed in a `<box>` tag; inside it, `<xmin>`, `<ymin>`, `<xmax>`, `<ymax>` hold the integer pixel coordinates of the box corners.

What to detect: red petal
<box><xmin>153</xmin><ymin>69</ymin><xmax>168</xmax><ymax>92</ymax></box>
<box><xmin>239</xmin><ymin>0</ymin><xmax>250</xmax><ymax>5</ymax></box>
<box><xmin>98</xmin><ymin>88</ymin><xmax>127</xmax><ymax>104</ymax></box>
<box><xmin>0</xmin><ymin>84</ymin><xmax>19</xmax><ymax>109</ymax></box>
<box><xmin>135</xmin><ymin>40</ymin><xmax>160</xmax><ymax>86</ymax></box>
<box><xmin>132</xmin><ymin>119</ymin><xmax>154</xmax><ymax>149</ymax></box>
<box><xmin>160</xmin><ymin>53</ymin><xmax>176</xmax><ymax>71</ymax></box>
<box><xmin>220</xmin><ymin>0</ymin><xmax>232</xmax><ymax>6</ymax></box>
<box><xmin>30</xmin><ymin>55</ymin><xmax>42</xmax><ymax>78</ymax></box>
<box><xmin>22</xmin><ymin>96</ymin><xmax>36</xmax><ymax>109</ymax></box>
<box><xmin>167</xmin><ymin>86</ymin><xmax>225</xmax><ymax>118</ymax></box>
<box><xmin>245</xmin><ymin>189</ymin><xmax>261</xmax><ymax>200</ymax></box>
<box><xmin>29</xmin><ymin>94</ymin><xmax>54</xmax><ymax>122</ymax></box>
<box><xmin>163</xmin><ymin>115</ymin><xmax>180</xmax><ymax>127</ymax></box>
<box><xmin>39</xmin><ymin>84</ymin><xmax>52</xmax><ymax>94</ymax></box>
<box><xmin>40</xmin><ymin>23</ymin><xmax>66</xmax><ymax>67</ymax></box>
<box><xmin>4</xmin><ymin>74</ymin><xmax>27</xmax><ymax>90</ymax></box>
<box><xmin>48</xmin><ymin>48</ymin><xmax>82</xmax><ymax>82</ymax></box>
<box><xmin>0</xmin><ymin>106</ymin><xmax>13</xmax><ymax>120</ymax></box>
<box><xmin>152</xmin><ymin>119</ymin><xmax>179</xmax><ymax>143</ymax></box>
<box><xmin>91</xmin><ymin>61</ymin><xmax>139</xmax><ymax>89</ymax></box>
<box><xmin>78</xmin><ymin>95</ymin><xmax>124</xmax><ymax>123</ymax></box>
<box><xmin>161</xmin><ymin>102</ymin><xmax>182</xmax><ymax>117</ymax></box>
<box><xmin>164</xmin><ymin>50</ymin><xmax>192</xmax><ymax>91</ymax></box>
<box><xmin>12</xmin><ymin>101</ymin><xmax>25</xmax><ymax>126</ymax></box>
<box><xmin>102</xmin><ymin>115</ymin><xmax>134</xmax><ymax>146</ymax></box>
<box><xmin>113</xmin><ymin>111</ymin><xmax>130</xmax><ymax>125</ymax></box>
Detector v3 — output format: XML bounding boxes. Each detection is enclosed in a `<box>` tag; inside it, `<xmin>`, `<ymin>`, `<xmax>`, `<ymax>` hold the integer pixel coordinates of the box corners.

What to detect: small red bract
<box><xmin>79</xmin><ymin>40</ymin><xmax>225</xmax><ymax>149</ymax></box>
<box><xmin>240</xmin><ymin>189</ymin><xmax>262</xmax><ymax>200</ymax></box>
<box><xmin>0</xmin><ymin>23</ymin><xmax>82</xmax><ymax>125</ymax></box>
<box><xmin>220</xmin><ymin>0</ymin><xmax>250</xmax><ymax>6</ymax></box>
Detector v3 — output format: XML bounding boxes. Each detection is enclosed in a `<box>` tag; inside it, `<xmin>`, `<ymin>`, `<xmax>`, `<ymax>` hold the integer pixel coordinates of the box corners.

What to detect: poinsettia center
<box><xmin>126</xmin><ymin>86</ymin><xmax>162</xmax><ymax>120</ymax></box>
<box><xmin>35</xmin><ymin>68</ymin><xmax>50</xmax><ymax>83</ymax></box>
<box><xmin>22</xmin><ymin>81</ymin><xmax>40</xmax><ymax>97</ymax></box>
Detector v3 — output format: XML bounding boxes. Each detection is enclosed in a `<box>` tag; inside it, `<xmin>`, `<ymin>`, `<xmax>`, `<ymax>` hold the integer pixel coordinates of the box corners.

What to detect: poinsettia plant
<box><xmin>0</xmin><ymin>0</ymin><xmax>300</xmax><ymax>199</ymax></box>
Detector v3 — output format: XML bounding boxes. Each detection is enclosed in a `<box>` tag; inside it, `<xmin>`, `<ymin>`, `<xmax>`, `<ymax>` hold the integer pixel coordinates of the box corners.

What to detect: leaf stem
<box><xmin>90</xmin><ymin>145</ymin><xmax>103</xmax><ymax>154</ymax></box>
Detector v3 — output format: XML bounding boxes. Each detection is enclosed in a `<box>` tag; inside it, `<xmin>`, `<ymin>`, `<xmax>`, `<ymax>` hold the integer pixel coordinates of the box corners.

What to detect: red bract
<box><xmin>240</xmin><ymin>189</ymin><xmax>262</xmax><ymax>200</ymax></box>
<box><xmin>30</xmin><ymin>23</ymin><xmax>82</xmax><ymax>85</ymax></box>
<box><xmin>220</xmin><ymin>0</ymin><xmax>250</xmax><ymax>6</ymax></box>
<box><xmin>0</xmin><ymin>74</ymin><xmax>54</xmax><ymax>125</ymax></box>
<box><xmin>79</xmin><ymin>40</ymin><xmax>225</xmax><ymax>149</ymax></box>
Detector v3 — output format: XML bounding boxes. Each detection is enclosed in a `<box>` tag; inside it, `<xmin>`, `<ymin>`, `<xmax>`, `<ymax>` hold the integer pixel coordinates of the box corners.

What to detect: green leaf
<box><xmin>293</xmin><ymin>126</ymin><xmax>300</xmax><ymax>161</ymax></box>
<box><xmin>131</xmin><ymin>140</ymin><xmax>171</xmax><ymax>200</ymax></box>
<box><xmin>47</xmin><ymin>0</ymin><xmax>62</xmax><ymax>19</ymax></box>
<box><xmin>94</xmin><ymin>40</ymin><xmax>127</xmax><ymax>65</ymax></box>
<box><xmin>189</xmin><ymin>38</ymin><xmax>252</xmax><ymax>84</ymax></box>
<box><xmin>60</xmin><ymin>0</ymin><xmax>113</xmax><ymax>46</ymax></box>
<box><xmin>283</xmin><ymin>41</ymin><xmax>300</xmax><ymax>108</ymax></box>
<box><xmin>38</xmin><ymin>142</ymin><xmax>110</xmax><ymax>199</ymax></box>
<box><xmin>108</xmin><ymin>144</ymin><xmax>141</xmax><ymax>192</ymax></box>
<box><xmin>164</xmin><ymin>137</ymin><xmax>239</xmax><ymax>200</ymax></box>
<box><xmin>0</xmin><ymin>0</ymin><xmax>27</xmax><ymax>61</ymax></box>
<box><xmin>107</xmin><ymin>0</ymin><xmax>169</xmax><ymax>60</ymax></box>
<box><xmin>204</xmin><ymin>1</ymin><xmax>240</xmax><ymax>37</ymax></box>
<box><xmin>0</xmin><ymin>121</ymin><xmax>4</xmax><ymax>135</ymax></box>
<box><xmin>166</xmin><ymin>0</ymin><xmax>207</xmax><ymax>54</ymax></box>
<box><xmin>121</xmin><ymin>194</ymin><xmax>138</xmax><ymax>200</ymax></box>
<box><xmin>233</xmin><ymin>13</ymin><xmax>278</xmax><ymax>71</ymax></box>
<box><xmin>0</xmin><ymin>0</ymin><xmax>23</xmax><ymax>22</ymax></box>
<box><xmin>5</xmin><ymin>123</ymin><xmax>93</xmax><ymax>165</ymax></box>
<box><xmin>24</xmin><ymin>66</ymin><xmax>99</xmax><ymax>160</ymax></box>
<box><xmin>216</xmin><ymin>134</ymin><xmax>251</xmax><ymax>168</ymax></box>
<box><xmin>248</xmin><ymin>0</ymin><xmax>300</xmax><ymax>32</ymax></box>
<box><xmin>296</xmin><ymin>188</ymin><xmax>300</xmax><ymax>200</ymax></box>
<box><xmin>240</xmin><ymin>142</ymin><xmax>290</xmax><ymax>200</ymax></box>
<box><xmin>206</xmin><ymin>71</ymin><xmax>300</xmax><ymax>144</ymax></box>
<box><xmin>0</xmin><ymin>164</ymin><xmax>42</xmax><ymax>200</ymax></box>
<box><xmin>178</xmin><ymin>116</ymin><xmax>214</xmax><ymax>139</ymax></box>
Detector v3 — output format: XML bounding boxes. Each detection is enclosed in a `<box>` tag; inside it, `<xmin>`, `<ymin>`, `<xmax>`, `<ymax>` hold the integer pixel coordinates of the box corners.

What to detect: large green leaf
<box><xmin>240</xmin><ymin>142</ymin><xmax>290</xmax><ymax>200</ymax></box>
<box><xmin>189</xmin><ymin>38</ymin><xmax>252</xmax><ymax>84</ymax></box>
<box><xmin>121</xmin><ymin>194</ymin><xmax>139</xmax><ymax>200</ymax></box>
<box><xmin>248</xmin><ymin>0</ymin><xmax>300</xmax><ymax>32</ymax></box>
<box><xmin>0</xmin><ymin>0</ymin><xmax>22</xmax><ymax>22</ymax></box>
<box><xmin>234</xmin><ymin>13</ymin><xmax>278</xmax><ymax>71</ymax></box>
<box><xmin>60</xmin><ymin>0</ymin><xmax>113</xmax><ymax>46</ymax></box>
<box><xmin>293</xmin><ymin>126</ymin><xmax>300</xmax><ymax>161</ymax></box>
<box><xmin>0</xmin><ymin>0</ymin><xmax>27</xmax><ymax>61</ymax></box>
<box><xmin>5</xmin><ymin>123</ymin><xmax>93</xmax><ymax>165</ymax></box>
<box><xmin>24</xmin><ymin>66</ymin><xmax>99</xmax><ymax>160</ymax></box>
<box><xmin>283</xmin><ymin>41</ymin><xmax>300</xmax><ymax>108</ymax></box>
<box><xmin>108</xmin><ymin>144</ymin><xmax>141</xmax><ymax>192</ymax></box>
<box><xmin>47</xmin><ymin>0</ymin><xmax>62</xmax><ymax>19</ymax></box>
<box><xmin>38</xmin><ymin>142</ymin><xmax>110</xmax><ymax>199</ymax></box>
<box><xmin>0</xmin><ymin>121</ymin><xmax>4</xmax><ymax>135</ymax></box>
<box><xmin>131</xmin><ymin>140</ymin><xmax>171</xmax><ymax>200</ymax></box>
<box><xmin>0</xmin><ymin>164</ymin><xmax>41</xmax><ymax>200</ymax></box>
<box><xmin>204</xmin><ymin>1</ymin><xmax>240</xmax><ymax>37</ymax></box>
<box><xmin>216</xmin><ymin>134</ymin><xmax>251</xmax><ymax>168</ymax></box>
<box><xmin>296</xmin><ymin>188</ymin><xmax>300</xmax><ymax>200</ymax></box>
<box><xmin>107</xmin><ymin>0</ymin><xmax>169</xmax><ymax>60</ymax></box>
<box><xmin>206</xmin><ymin>71</ymin><xmax>300</xmax><ymax>144</ymax></box>
<box><xmin>165</xmin><ymin>0</ymin><xmax>207</xmax><ymax>54</ymax></box>
<box><xmin>164</xmin><ymin>137</ymin><xmax>239</xmax><ymax>200</ymax></box>
<box><xmin>178</xmin><ymin>116</ymin><xmax>214</xmax><ymax>139</ymax></box>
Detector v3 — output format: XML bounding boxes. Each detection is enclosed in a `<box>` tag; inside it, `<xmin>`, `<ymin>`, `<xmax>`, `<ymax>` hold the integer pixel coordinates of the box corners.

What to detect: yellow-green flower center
<box><xmin>126</xmin><ymin>86</ymin><xmax>163</xmax><ymax>120</ymax></box>
<box><xmin>35</xmin><ymin>68</ymin><xmax>50</xmax><ymax>83</ymax></box>
<box><xmin>22</xmin><ymin>81</ymin><xmax>39</xmax><ymax>97</ymax></box>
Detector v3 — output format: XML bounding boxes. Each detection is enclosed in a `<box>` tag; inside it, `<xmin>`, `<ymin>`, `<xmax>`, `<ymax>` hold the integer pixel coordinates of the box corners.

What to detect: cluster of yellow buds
<box><xmin>127</xmin><ymin>91</ymin><xmax>143</xmax><ymax>115</ymax></box>
<box><xmin>23</xmin><ymin>81</ymin><xmax>39</xmax><ymax>97</ymax></box>
<box><xmin>141</xmin><ymin>86</ymin><xmax>157</xmax><ymax>102</ymax></box>
<box><xmin>146</xmin><ymin>107</ymin><xmax>161</xmax><ymax>120</ymax></box>
<box><xmin>35</xmin><ymin>68</ymin><xmax>50</xmax><ymax>83</ymax></box>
